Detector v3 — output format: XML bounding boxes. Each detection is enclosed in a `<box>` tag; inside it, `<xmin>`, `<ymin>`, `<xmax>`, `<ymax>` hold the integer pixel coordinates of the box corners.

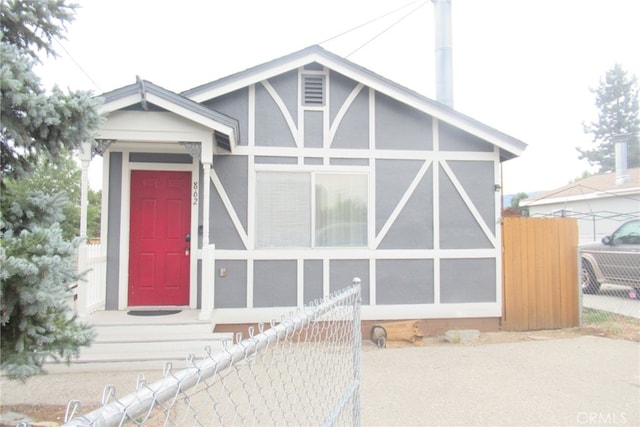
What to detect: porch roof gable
<box><xmin>181</xmin><ymin>45</ymin><xmax>527</xmax><ymax>161</ymax></box>
<box><xmin>98</xmin><ymin>77</ymin><xmax>240</xmax><ymax>151</ymax></box>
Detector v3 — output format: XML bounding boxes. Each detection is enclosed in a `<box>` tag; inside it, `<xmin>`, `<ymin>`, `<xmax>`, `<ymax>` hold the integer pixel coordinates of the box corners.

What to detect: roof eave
<box><xmin>181</xmin><ymin>45</ymin><xmax>526</xmax><ymax>160</ymax></box>
<box><xmin>98</xmin><ymin>80</ymin><xmax>240</xmax><ymax>149</ymax></box>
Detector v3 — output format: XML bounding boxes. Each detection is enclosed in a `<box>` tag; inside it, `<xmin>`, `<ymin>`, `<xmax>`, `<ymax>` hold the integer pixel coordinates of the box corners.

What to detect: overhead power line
<box><xmin>318</xmin><ymin>0</ymin><xmax>429</xmax><ymax>58</ymax></box>
<box><xmin>53</xmin><ymin>38</ymin><xmax>103</xmax><ymax>92</ymax></box>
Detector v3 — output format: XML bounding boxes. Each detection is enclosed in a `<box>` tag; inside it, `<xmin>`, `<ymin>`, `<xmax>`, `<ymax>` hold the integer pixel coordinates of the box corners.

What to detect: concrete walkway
<box><xmin>2</xmin><ymin>335</ymin><xmax>639</xmax><ymax>426</ymax></box>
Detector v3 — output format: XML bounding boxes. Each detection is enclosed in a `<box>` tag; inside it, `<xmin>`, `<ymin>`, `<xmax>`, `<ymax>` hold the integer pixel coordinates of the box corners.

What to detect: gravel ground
<box><xmin>1</xmin><ymin>331</ymin><xmax>639</xmax><ymax>426</ymax></box>
<box><xmin>361</xmin><ymin>334</ymin><xmax>639</xmax><ymax>426</ymax></box>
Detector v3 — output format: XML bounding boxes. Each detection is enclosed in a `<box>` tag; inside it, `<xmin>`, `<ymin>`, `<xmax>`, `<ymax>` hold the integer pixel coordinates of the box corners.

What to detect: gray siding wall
<box><xmin>439</xmin><ymin>122</ymin><xmax>494</xmax><ymax>152</ymax></box>
<box><xmin>255</xmin><ymin>80</ymin><xmax>296</xmax><ymax>147</ymax></box>
<box><xmin>254</xmin><ymin>260</ymin><xmax>297</xmax><ymax>307</ymax></box>
<box><xmin>129</xmin><ymin>153</ymin><xmax>192</xmax><ymax>163</ymax></box>
<box><xmin>204</xmin><ymin>69</ymin><xmax>497</xmax><ymax>310</ymax></box>
<box><xmin>330</xmin><ymin>260</ymin><xmax>370</xmax><ymax>304</ymax></box>
<box><xmin>439</xmin><ymin>164</ymin><xmax>494</xmax><ymax>249</ymax></box>
<box><xmin>211</xmin><ymin>155</ymin><xmax>248</xmax><ymax>239</ymax></box>
<box><xmin>375</xmin><ymin>92</ymin><xmax>433</xmax><ymax>150</ymax></box>
<box><xmin>104</xmin><ymin>65</ymin><xmax>500</xmax><ymax>317</ymax></box>
<box><xmin>376</xmin><ymin>259</ymin><xmax>434</xmax><ymax>304</ymax></box>
<box><xmin>105</xmin><ymin>152</ymin><xmax>122</xmax><ymax>309</ymax></box>
<box><xmin>214</xmin><ymin>260</ymin><xmax>247</xmax><ymax>308</ymax></box>
<box><xmin>303</xmin><ymin>260</ymin><xmax>323</xmax><ymax>304</ymax></box>
<box><xmin>203</xmin><ymin>89</ymin><xmax>249</xmax><ymax>146</ymax></box>
<box><xmin>377</xmin><ymin>160</ymin><xmax>434</xmax><ymax>249</ymax></box>
<box><xmin>440</xmin><ymin>259</ymin><xmax>496</xmax><ymax>303</ymax></box>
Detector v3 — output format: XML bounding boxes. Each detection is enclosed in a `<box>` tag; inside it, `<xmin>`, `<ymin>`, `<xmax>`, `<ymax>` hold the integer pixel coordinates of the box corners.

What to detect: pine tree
<box><xmin>1</xmin><ymin>0</ymin><xmax>102</xmax><ymax>380</ymax></box>
<box><xmin>5</xmin><ymin>151</ymin><xmax>102</xmax><ymax>240</ymax></box>
<box><xmin>579</xmin><ymin>64</ymin><xmax>640</xmax><ymax>172</ymax></box>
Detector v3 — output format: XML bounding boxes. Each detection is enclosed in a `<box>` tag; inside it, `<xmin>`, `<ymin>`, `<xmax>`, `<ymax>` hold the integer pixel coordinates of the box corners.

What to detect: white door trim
<box><xmin>117</xmin><ymin>157</ymin><xmax>200</xmax><ymax>309</ymax></box>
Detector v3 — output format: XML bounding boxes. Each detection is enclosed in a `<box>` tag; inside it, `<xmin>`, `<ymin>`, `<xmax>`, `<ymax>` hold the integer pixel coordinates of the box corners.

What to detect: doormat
<box><xmin>127</xmin><ymin>310</ymin><xmax>182</xmax><ymax>316</ymax></box>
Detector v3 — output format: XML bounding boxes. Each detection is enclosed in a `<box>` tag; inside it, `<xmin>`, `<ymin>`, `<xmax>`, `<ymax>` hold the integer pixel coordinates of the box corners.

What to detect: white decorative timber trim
<box><xmin>440</xmin><ymin>160</ymin><xmax>498</xmax><ymax>248</ymax></box>
<box><xmin>374</xmin><ymin>160</ymin><xmax>433</xmax><ymax>248</ymax></box>
<box><xmin>329</xmin><ymin>83</ymin><xmax>364</xmax><ymax>147</ymax></box>
<box><xmin>261</xmin><ymin>79</ymin><xmax>299</xmax><ymax>147</ymax></box>
<box><xmin>209</xmin><ymin>168</ymin><xmax>249</xmax><ymax>248</ymax></box>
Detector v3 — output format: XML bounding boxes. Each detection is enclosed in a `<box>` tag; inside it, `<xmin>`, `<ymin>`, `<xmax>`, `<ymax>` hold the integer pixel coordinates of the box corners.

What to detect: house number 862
<box><xmin>192</xmin><ymin>182</ymin><xmax>199</xmax><ymax>205</ymax></box>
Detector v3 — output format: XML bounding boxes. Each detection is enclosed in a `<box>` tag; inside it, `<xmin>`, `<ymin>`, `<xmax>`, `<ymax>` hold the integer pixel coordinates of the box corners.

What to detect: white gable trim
<box><xmin>184</xmin><ymin>48</ymin><xmax>525</xmax><ymax>159</ymax></box>
<box><xmin>100</xmin><ymin>97</ymin><xmax>237</xmax><ymax>149</ymax></box>
<box><xmin>97</xmin><ymin>111</ymin><xmax>213</xmax><ymax>145</ymax></box>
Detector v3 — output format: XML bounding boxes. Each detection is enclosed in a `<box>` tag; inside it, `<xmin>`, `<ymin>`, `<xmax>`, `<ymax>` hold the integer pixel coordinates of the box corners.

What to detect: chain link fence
<box><xmin>61</xmin><ymin>281</ymin><xmax>361</xmax><ymax>427</ymax></box>
<box><xmin>527</xmin><ymin>210</ymin><xmax>639</xmax><ymax>244</ymax></box>
<box><xmin>579</xmin><ymin>219</ymin><xmax>640</xmax><ymax>334</ymax></box>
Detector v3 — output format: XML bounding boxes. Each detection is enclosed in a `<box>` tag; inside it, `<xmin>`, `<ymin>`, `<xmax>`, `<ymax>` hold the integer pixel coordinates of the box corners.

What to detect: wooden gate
<box><xmin>502</xmin><ymin>217</ymin><xmax>579</xmax><ymax>331</ymax></box>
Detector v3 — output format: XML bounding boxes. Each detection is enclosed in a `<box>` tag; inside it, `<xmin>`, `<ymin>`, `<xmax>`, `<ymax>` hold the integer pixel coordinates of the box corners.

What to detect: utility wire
<box><xmin>346</xmin><ymin>1</ymin><xmax>428</xmax><ymax>58</ymax></box>
<box><xmin>52</xmin><ymin>2</ymin><xmax>429</xmax><ymax>93</ymax></box>
<box><xmin>318</xmin><ymin>0</ymin><xmax>429</xmax><ymax>58</ymax></box>
<box><xmin>53</xmin><ymin>37</ymin><xmax>104</xmax><ymax>92</ymax></box>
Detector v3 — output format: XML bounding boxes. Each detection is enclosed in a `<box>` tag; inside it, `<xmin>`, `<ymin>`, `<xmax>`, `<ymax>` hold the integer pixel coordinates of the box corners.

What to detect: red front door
<box><xmin>128</xmin><ymin>170</ymin><xmax>191</xmax><ymax>306</ymax></box>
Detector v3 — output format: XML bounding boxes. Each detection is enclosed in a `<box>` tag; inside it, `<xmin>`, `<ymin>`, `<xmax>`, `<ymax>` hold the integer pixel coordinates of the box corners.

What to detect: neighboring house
<box><xmin>78</xmin><ymin>46</ymin><xmax>526</xmax><ymax>330</ymax></box>
<box><xmin>521</xmin><ymin>168</ymin><xmax>640</xmax><ymax>243</ymax></box>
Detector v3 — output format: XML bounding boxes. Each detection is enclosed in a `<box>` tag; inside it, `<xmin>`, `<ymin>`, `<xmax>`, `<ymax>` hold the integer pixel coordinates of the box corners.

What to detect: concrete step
<box><xmin>46</xmin><ymin>310</ymin><xmax>234</xmax><ymax>366</ymax></box>
<box><xmin>94</xmin><ymin>323</ymin><xmax>216</xmax><ymax>343</ymax></box>
<box><xmin>75</xmin><ymin>338</ymin><xmax>230</xmax><ymax>363</ymax></box>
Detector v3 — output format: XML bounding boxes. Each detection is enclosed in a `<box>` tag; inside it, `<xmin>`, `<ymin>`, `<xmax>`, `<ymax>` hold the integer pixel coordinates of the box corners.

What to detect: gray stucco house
<box><xmin>79</xmin><ymin>46</ymin><xmax>526</xmax><ymax>331</ymax></box>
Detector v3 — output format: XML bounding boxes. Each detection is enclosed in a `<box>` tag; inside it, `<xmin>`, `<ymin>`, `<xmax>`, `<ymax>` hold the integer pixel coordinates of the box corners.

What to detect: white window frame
<box><xmin>255</xmin><ymin>170</ymin><xmax>369</xmax><ymax>249</ymax></box>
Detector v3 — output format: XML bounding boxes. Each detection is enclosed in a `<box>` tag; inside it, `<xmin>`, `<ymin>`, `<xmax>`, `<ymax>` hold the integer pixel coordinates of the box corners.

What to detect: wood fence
<box><xmin>502</xmin><ymin>217</ymin><xmax>579</xmax><ymax>331</ymax></box>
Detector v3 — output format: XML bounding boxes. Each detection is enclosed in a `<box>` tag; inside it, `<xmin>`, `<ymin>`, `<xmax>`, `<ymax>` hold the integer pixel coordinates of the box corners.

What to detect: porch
<box><xmin>69</xmin><ymin>244</ymin><xmax>230</xmax><ymax>365</ymax></box>
<box><xmin>60</xmin><ymin>306</ymin><xmax>232</xmax><ymax>366</ymax></box>
<box><xmin>74</xmin><ymin>242</ymin><xmax>217</xmax><ymax>321</ymax></box>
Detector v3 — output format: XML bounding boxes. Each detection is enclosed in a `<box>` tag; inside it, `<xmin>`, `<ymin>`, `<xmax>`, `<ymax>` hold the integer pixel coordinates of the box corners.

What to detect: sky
<box><xmin>36</xmin><ymin>0</ymin><xmax>640</xmax><ymax>195</ymax></box>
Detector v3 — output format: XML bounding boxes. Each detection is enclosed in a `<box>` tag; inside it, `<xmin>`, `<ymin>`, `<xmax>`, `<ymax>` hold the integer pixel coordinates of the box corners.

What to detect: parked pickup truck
<box><xmin>580</xmin><ymin>219</ymin><xmax>640</xmax><ymax>294</ymax></box>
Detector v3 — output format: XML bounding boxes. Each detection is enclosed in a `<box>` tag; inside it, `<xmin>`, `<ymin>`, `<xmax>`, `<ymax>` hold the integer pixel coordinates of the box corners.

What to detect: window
<box><xmin>256</xmin><ymin>172</ymin><xmax>367</xmax><ymax>248</ymax></box>
<box><xmin>612</xmin><ymin>219</ymin><xmax>640</xmax><ymax>245</ymax></box>
<box><xmin>315</xmin><ymin>174</ymin><xmax>367</xmax><ymax>247</ymax></box>
<box><xmin>256</xmin><ymin>172</ymin><xmax>311</xmax><ymax>247</ymax></box>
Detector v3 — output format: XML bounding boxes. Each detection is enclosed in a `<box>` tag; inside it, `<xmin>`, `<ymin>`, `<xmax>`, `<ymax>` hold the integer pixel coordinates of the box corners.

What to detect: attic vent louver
<box><xmin>214</xmin><ymin>131</ymin><xmax>231</xmax><ymax>152</ymax></box>
<box><xmin>302</xmin><ymin>75</ymin><xmax>325</xmax><ymax>106</ymax></box>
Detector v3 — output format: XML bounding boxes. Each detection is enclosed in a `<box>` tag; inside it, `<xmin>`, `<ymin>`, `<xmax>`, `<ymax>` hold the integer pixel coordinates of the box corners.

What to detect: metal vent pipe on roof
<box><xmin>433</xmin><ymin>0</ymin><xmax>454</xmax><ymax>108</ymax></box>
<box><xmin>613</xmin><ymin>135</ymin><xmax>629</xmax><ymax>185</ymax></box>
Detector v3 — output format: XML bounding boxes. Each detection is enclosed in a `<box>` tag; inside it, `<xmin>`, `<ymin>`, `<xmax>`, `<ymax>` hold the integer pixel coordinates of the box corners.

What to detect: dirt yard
<box><xmin>2</xmin><ymin>323</ymin><xmax>638</xmax><ymax>426</ymax></box>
